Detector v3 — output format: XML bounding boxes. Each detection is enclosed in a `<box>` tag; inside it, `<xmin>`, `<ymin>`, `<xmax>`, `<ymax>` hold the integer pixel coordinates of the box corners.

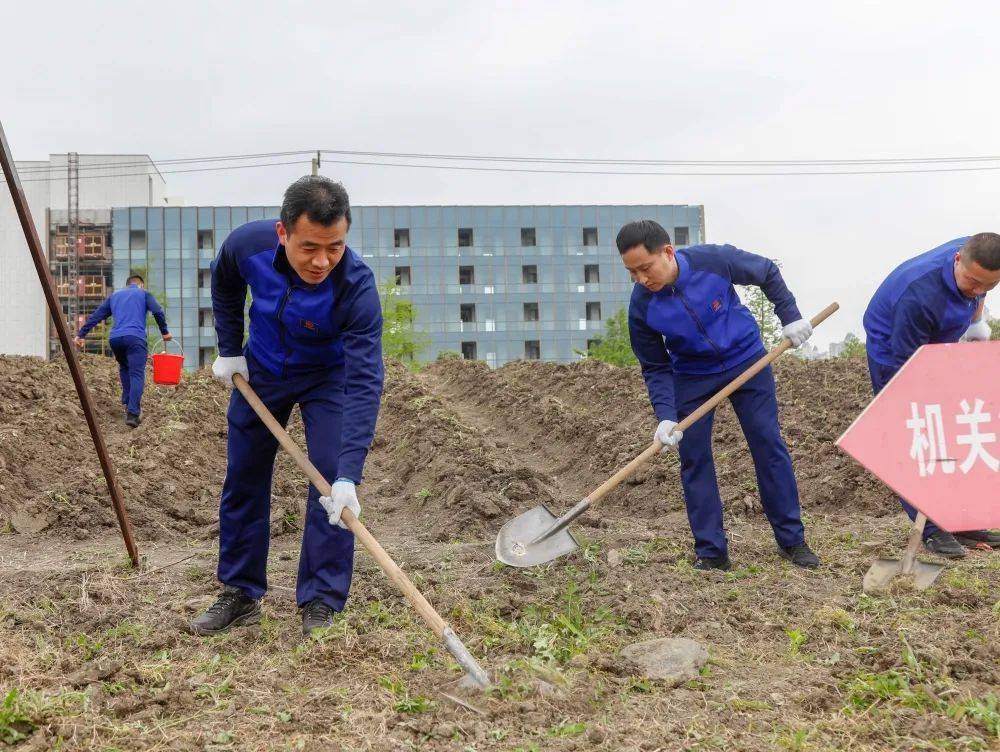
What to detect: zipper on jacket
<box><xmin>675</xmin><ymin>289</ymin><xmax>723</xmax><ymax>360</ymax></box>
<box><xmin>276</xmin><ymin>286</ymin><xmax>293</xmax><ymax>378</ymax></box>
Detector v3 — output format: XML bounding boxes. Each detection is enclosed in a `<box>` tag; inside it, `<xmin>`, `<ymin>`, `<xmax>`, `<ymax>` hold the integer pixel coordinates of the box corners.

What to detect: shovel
<box><xmin>862</xmin><ymin>512</ymin><xmax>945</xmax><ymax>592</ymax></box>
<box><xmin>232</xmin><ymin>374</ymin><xmax>490</xmax><ymax>690</ymax></box>
<box><xmin>496</xmin><ymin>302</ymin><xmax>840</xmax><ymax>568</ymax></box>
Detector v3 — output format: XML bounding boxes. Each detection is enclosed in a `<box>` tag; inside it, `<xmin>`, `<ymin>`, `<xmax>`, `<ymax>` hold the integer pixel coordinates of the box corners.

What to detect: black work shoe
<box><xmin>693</xmin><ymin>556</ymin><xmax>732</xmax><ymax>571</ymax></box>
<box><xmin>923</xmin><ymin>530</ymin><xmax>967</xmax><ymax>559</ymax></box>
<box><xmin>954</xmin><ymin>529</ymin><xmax>1000</xmax><ymax>549</ymax></box>
<box><xmin>125</xmin><ymin>412</ymin><xmax>141</xmax><ymax>428</ymax></box>
<box><xmin>779</xmin><ymin>543</ymin><xmax>820</xmax><ymax>569</ymax></box>
<box><xmin>189</xmin><ymin>586</ymin><xmax>261</xmax><ymax>635</ymax></box>
<box><xmin>302</xmin><ymin>600</ymin><xmax>336</xmax><ymax>636</ymax></box>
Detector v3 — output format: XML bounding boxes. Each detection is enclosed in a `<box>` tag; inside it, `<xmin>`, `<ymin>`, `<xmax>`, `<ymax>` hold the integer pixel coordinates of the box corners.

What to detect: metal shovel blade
<box><xmin>495</xmin><ymin>504</ymin><xmax>580</xmax><ymax>568</ymax></box>
<box><xmin>862</xmin><ymin>557</ymin><xmax>946</xmax><ymax>593</ymax></box>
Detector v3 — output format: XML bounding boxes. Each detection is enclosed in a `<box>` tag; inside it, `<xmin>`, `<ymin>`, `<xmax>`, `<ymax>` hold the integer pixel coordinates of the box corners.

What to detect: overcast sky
<box><xmin>4</xmin><ymin>0</ymin><xmax>998</xmax><ymax>347</ymax></box>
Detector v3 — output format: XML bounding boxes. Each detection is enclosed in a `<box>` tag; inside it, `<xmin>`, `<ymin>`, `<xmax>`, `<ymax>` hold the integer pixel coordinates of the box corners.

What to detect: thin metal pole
<box><xmin>0</xmin><ymin>120</ymin><xmax>140</xmax><ymax>567</ymax></box>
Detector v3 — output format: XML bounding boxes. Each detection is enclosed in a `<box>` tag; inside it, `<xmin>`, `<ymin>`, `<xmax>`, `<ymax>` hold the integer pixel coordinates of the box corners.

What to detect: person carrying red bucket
<box><xmin>74</xmin><ymin>272</ymin><xmax>173</xmax><ymax>428</ymax></box>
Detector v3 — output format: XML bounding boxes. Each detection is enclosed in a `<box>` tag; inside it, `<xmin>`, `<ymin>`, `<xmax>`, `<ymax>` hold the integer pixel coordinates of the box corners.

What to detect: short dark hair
<box><xmin>280</xmin><ymin>176</ymin><xmax>352</xmax><ymax>233</ymax></box>
<box><xmin>616</xmin><ymin>220</ymin><xmax>671</xmax><ymax>254</ymax></box>
<box><xmin>962</xmin><ymin>232</ymin><xmax>1000</xmax><ymax>271</ymax></box>
<box><xmin>127</xmin><ymin>274</ymin><xmax>144</xmax><ymax>285</ymax></box>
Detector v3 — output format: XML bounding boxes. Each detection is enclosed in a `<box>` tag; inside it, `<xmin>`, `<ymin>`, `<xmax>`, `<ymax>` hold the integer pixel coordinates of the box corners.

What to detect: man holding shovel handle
<box><xmin>190</xmin><ymin>176</ymin><xmax>384</xmax><ymax>637</ymax></box>
<box><xmin>619</xmin><ymin>220</ymin><xmax>820</xmax><ymax>572</ymax></box>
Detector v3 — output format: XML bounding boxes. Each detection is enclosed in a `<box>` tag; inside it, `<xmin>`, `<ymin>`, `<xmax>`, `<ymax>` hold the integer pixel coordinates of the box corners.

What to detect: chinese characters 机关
<box><xmin>907</xmin><ymin>399</ymin><xmax>999</xmax><ymax>477</ymax></box>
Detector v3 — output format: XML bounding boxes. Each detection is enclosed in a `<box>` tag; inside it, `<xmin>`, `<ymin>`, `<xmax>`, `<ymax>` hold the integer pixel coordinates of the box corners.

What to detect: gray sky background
<box><xmin>4</xmin><ymin>0</ymin><xmax>998</xmax><ymax>347</ymax></box>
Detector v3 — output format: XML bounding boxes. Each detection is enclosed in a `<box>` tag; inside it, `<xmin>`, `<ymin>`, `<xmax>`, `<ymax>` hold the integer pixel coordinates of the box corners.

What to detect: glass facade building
<box><xmin>111</xmin><ymin>204</ymin><xmax>705</xmax><ymax>368</ymax></box>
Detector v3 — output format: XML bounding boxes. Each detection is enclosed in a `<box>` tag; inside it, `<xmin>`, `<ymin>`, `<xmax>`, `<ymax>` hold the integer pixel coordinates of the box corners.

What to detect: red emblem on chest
<box><xmin>711</xmin><ymin>299</ymin><xmax>722</xmax><ymax>312</ymax></box>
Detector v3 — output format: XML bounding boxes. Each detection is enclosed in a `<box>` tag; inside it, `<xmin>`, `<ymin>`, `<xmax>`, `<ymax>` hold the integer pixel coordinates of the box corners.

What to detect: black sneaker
<box><xmin>125</xmin><ymin>412</ymin><xmax>141</xmax><ymax>428</ymax></box>
<box><xmin>954</xmin><ymin>530</ymin><xmax>1000</xmax><ymax>549</ymax></box>
<box><xmin>923</xmin><ymin>530</ymin><xmax>967</xmax><ymax>559</ymax></box>
<box><xmin>693</xmin><ymin>556</ymin><xmax>732</xmax><ymax>571</ymax></box>
<box><xmin>302</xmin><ymin>600</ymin><xmax>336</xmax><ymax>636</ymax></box>
<box><xmin>779</xmin><ymin>543</ymin><xmax>820</xmax><ymax>569</ymax></box>
<box><xmin>189</xmin><ymin>586</ymin><xmax>261</xmax><ymax>635</ymax></box>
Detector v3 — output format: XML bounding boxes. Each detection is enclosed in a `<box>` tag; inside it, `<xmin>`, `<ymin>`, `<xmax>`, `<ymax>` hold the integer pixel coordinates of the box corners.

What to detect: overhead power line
<box><xmin>320</xmin><ymin>148</ymin><xmax>1000</xmax><ymax>167</ymax></box>
<box><xmin>3</xmin><ymin>158</ymin><xmax>313</xmax><ymax>185</ymax></box>
<box><xmin>12</xmin><ymin>150</ymin><xmax>315</xmax><ymax>175</ymax></box>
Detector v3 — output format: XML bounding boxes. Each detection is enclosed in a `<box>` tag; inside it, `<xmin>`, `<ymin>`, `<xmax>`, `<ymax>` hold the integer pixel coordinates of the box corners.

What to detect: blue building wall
<box><xmin>112</xmin><ymin>204</ymin><xmax>704</xmax><ymax>368</ymax></box>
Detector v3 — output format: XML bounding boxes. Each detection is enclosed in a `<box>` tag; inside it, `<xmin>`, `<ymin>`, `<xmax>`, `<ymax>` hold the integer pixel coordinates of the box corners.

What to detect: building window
<box><xmin>523</xmin><ymin>302</ymin><xmax>539</xmax><ymax>322</ymax></box>
<box><xmin>460</xmin><ymin>303</ymin><xmax>476</xmax><ymax>323</ymax></box>
<box><xmin>586</xmin><ymin>338</ymin><xmax>600</xmax><ymax>352</ymax></box>
<box><xmin>458</xmin><ymin>265</ymin><xmax>475</xmax><ymax>285</ymax></box>
<box><xmin>586</xmin><ymin>302</ymin><xmax>602</xmax><ymax>321</ymax></box>
<box><xmin>674</xmin><ymin>226</ymin><xmax>689</xmax><ymax>246</ymax></box>
<box><xmin>582</xmin><ymin>227</ymin><xmax>599</xmax><ymax>246</ymax></box>
<box><xmin>199</xmin><ymin>347</ymin><xmax>216</xmax><ymax>368</ymax></box>
<box><xmin>199</xmin><ymin>269</ymin><xmax>212</xmax><ymax>288</ymax></box>
<box><xmin>524</xmin><ymin>340</ymin><xmax>541</xmax><ymax>360</ymax></box>
<box><xmin>584</xmin><ymin>264</ymin><xmax>600</xmax><ymax>283</ymax></box>
<box><xmin>130</xmin><ymin>230</ymin><xmax>147</xmax><ymax>250</ymax></box>
<box><xmin>461</xmin><ymin>341</ymin><xmax>477</xmax><ymax>360</ymax></box>
<box><xmin>394</xmin><ymin>228</ymin><xmax>410</xmax><ymax>248</ymax></box>
<box><xmin>199</xmin><ymin>309</ymin><xmax>214</xmax><ymax>328</ymax></box>
<box><xmin>458</xmin><ymin>227</ymin><xmax>474</xmax><ymax>247</ymax></box>
<box><xmin>395</xmin><ymin>265</ymin><xmax>411</xmax><ymax>285</ymax></box>
<box><xmin>522</xmin><ymin>264</ymin><xmax>537</xmax><ymax>284</ymax></box>
<box><xmin>197</xmin><ymin>229</ymin><xmax>214</xmax><ymax>250</ymax></box>
<box><xmin>520</xmin><ymin>227</ymin><xmax>536</xmax><ymax>246</ymax></box>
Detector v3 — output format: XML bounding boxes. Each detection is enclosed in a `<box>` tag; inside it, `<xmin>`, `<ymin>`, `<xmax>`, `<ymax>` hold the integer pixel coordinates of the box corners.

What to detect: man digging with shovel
<box><xmin>617</xmin><ymin>220</ymin><xmax>819</xmax><ymax>572</ymax></box>
<box><xmin>863</xmin><ymin>233</ymin><xmax>1000</xmax><ymax>558</ymax></box>
<box><xmin>190</xmin><ymin>176</ymin><xmax>384</xmax><ymax>637</ymax></box>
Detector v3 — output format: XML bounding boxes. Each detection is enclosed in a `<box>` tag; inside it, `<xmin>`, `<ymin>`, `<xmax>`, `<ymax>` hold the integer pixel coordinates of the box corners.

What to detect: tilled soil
<box><xmin>0</xmin><ymin>353</ymin><xmax>998</xmax><ymax>751</ymax></box>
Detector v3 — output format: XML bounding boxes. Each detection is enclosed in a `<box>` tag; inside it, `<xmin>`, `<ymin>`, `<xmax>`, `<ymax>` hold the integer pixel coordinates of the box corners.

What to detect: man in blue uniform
<box><xmin>74</xmin><ymin>274</ymin><xmax>171</xmax><ymax>428</ymax></box>
<box><xmin>618</xmin><ymin>220</ymin><xmax>819</xmax><ymax>571</ymax></box>
<box><xmin>863</xmin><ymin>233</ymin><xmax>1000</xmax><ymax>558</ymax></box>
<box><xmin>190</xmin><ymin>177</ymin><xmax>384</xmax><ymax>636</ymax></box>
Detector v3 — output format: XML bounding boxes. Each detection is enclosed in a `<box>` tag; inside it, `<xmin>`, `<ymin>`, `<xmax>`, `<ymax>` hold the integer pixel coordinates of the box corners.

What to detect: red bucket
<box><xmin>152</xmin><ymin>339</ymin><xmax>184</xmax><ymax>385</ymax></box>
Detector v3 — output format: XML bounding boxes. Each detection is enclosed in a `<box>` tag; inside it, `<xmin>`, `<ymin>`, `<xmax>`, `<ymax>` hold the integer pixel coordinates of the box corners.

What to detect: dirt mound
<box><xmin>367</xmin><ymin>361</ymin><xmax>562</xmax><ymax>541</ymax></box>
<box><xmin>1</xmin><ymin>351</ymin><xmax>893</xmax><ymax>551</ymax></box>
<box><xmin>424</xmin><ymin>356</ymin><xmax>892</xmax><ymax>519</ymax></box>
<box><xmin>0</xmin><ymin>355</ymin><xmax>305</xmax><ymax>544</ymax></box>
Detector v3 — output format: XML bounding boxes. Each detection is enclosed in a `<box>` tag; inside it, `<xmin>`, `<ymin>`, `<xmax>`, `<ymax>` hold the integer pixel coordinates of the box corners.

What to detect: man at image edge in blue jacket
<box><xmin>618</xmin><ymin>219</ymin><xmax>819</xmax><ymax>572</ymax></box>
<box><xmin>190</xmin><ymin>176</ymin><xmax>384</xmax><ymax>637</ymax></box>
<box><xmin>863</xmin><ymin>233</ymin><xmax>1000</xmax><ymax>559</ymax></box>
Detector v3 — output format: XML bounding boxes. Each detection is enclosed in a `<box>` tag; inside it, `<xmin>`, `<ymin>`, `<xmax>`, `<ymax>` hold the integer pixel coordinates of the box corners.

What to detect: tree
<box><xmin>838</xmin><ymin>332</ymin><xmax>867</xmax><ymax>359</ymax></box>
<box><xmin>380</xmin><ymin>280</ymin><xmax>429</xmax><ymax>364</ymax></box>
<box><xmin>581</xmin><ymin>307</ymin><xmax>638</xmax><ymax>366</ymax></box>
<box><xmin>990</xmin><ymin>318</ymin><xmax>1000</xmax><ymax>341</ymax></box>
<box><xmin>739</xmin><ymin>262</ymin><xmax>782</xmax><ymax>347</ymax></box>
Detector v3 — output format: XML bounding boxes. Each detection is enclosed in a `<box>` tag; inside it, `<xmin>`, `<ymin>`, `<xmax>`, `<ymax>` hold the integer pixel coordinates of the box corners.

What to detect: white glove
<box><xmin>319</xmin><ymin>480</ymin><xmax>361</xmax><ymax>529</ymax></box>
<box><xmin>212</xmin><ymin>355</ymin><xmax>249</xmax><ymax>386</ymax></box>
<box><xmin>782</xmin><ymin>319</ymin><xmax>813</xmax><ymax>347</ymax></box>
<box><xmin>654</xmin><ymin>420</ymin><xmax>683</xmax><ymax>453</ymax></box>
<box><xmin>962</xmin><ymin>319</ymin><xmax>991</xmax><ymax>342</ymax></box>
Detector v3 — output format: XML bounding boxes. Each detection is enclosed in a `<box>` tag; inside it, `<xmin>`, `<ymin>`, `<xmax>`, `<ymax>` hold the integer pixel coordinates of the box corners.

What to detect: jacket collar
<box><xmin>669</xmin><ymin>250</ymin><xmax>690</xmax><ymax>292</ymax></box>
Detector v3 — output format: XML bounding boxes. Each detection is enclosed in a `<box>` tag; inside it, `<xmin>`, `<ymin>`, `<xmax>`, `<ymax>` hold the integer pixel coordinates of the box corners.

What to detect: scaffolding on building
<box><xmin>49</xmin><ymin>153</ymin><xmax>114</xmax><ymax>358</ymax></box>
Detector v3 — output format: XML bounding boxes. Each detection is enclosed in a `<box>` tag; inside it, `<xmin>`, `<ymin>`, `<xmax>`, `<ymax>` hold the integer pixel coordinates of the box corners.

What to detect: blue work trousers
<box><xmin>675</xmin><ymin>355</ymin><xmax>806</xmax><ymax>559</ymax></box>
<box><xmin>218</xmin><ymin>355</ymin><xmax>354</xmax><ymax>610</ymax></box>
<box><xmin>866</xmin><ymin>352</ymin><xmax>940</xmax><ymax>540</ymax></box>
<box><xmin>109</xmin><ymin>335</ymin><xmax>147</xmax><ymax>416</ymax></box>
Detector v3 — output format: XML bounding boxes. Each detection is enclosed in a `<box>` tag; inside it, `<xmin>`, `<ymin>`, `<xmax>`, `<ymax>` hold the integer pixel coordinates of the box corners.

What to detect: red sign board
<box><xmin>837</xmin><ymin>342</ymin><xmax>1000</xmax><ymax>532</ymax></box>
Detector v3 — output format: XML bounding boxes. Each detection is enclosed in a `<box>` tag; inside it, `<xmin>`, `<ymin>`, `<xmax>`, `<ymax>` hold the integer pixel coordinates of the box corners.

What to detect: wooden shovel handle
<box><xmin>586</xmin><ymin>302</ymin><xmax>840</xmax><ymax>507</ymax></box>
<box><xmin>232</xmin><ymin>374</ymin><xmax>448</xmax><ymax>638</ymax></box>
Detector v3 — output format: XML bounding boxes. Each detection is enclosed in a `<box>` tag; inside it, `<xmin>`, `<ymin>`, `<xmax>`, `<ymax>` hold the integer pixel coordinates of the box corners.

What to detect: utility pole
<box><xmin>311</xmin><ymin>150</ymin><xmax>321</xmax><ymax>176</ymax></box>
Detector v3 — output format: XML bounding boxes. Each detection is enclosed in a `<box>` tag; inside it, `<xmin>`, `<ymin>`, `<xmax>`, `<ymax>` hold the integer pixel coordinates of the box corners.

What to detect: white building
<box><xmin>0</xmin><ymin>154</ymin><xmax>167</xmax><ymax>357</ymax></box>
